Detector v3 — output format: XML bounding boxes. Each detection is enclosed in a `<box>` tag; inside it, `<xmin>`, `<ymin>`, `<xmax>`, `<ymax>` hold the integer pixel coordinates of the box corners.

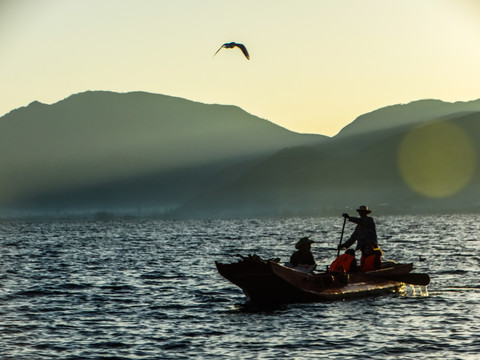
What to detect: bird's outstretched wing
<box><xmin>213</xmin><ymin>43</ymin><xmax>226</xmax><ymax>57</ymax></box>
<box><xmin>235</xmin><ymin>43</ymin><xmax>250</xmax><ymax>60</ymax></box>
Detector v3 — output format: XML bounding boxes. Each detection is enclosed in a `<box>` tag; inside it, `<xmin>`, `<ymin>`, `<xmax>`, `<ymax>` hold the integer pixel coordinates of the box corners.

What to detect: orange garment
<box><xmin>329</xmin><ymin>254</ymin><xmax>355</xmax><ymax>273</ymax></box>
<box><xmin>360</xmin><ymin>254</ymin><xmax>381</xmax><ymax>272</ymax></box>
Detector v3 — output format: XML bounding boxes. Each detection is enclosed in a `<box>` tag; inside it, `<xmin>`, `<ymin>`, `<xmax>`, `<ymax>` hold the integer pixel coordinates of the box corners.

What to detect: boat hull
<box><xmin>216</xmin><ymin>259</ymin><xmax>413</xmax><ymax>303</ymax></box>
<box><xmin>215</xmin><ymin>260</ymin><xmax>320</xmax><ymax>302</ymax></box>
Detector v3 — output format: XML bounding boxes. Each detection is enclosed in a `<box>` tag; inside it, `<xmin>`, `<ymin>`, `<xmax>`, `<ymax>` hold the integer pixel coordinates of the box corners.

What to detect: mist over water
<box><xmin>1</xmin><ymin>215</ymin><xmax>479</xmax><ymax>359</ymax></box>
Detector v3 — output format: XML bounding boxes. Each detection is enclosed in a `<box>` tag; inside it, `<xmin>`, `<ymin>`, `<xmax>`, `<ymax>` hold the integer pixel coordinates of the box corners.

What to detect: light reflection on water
<box><xmin>0</xmin><ymin>215</ymin><xmax>479</xmax><ymax>359</ymax></box>
<box><xmin>402</xmin><ymin>284</ymin><xmax>429</xmax><ymax>297</ymax></box>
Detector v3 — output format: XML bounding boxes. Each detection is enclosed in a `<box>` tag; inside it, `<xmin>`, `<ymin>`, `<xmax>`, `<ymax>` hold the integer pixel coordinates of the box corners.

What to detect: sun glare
<box><xmin>398</xmin><ymin>120</ymin><xmax>476</xmax><ymax>198</ymax></box>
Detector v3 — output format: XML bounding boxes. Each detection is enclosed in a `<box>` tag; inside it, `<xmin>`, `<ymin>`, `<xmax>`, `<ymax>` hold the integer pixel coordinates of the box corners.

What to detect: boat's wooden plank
<box><xmin>316</xmin><ymin>281</ymin><xmax>404</xmax><ymax>300</ymax></box>
<box><xmin>270</xmin><ymin>261</ymin><xmax>407</xmax><ymax>300</ymax></box>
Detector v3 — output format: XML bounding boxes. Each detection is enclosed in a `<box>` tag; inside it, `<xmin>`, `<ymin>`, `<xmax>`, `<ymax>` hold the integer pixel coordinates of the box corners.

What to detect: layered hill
<box><xmin>335</xmin><ymin>98</ymin><xmax>480</xmax><ymax>138</ymax></box>
<box><xmin>0</xmin><ymin>91</ymin><xmax>326</xmax><ymax>215</ymax></box>
<box><xmin>2</xmin><ymin>92</ymin><xmax>480</xmax><ymax>218</ymax></box>
<box><xmin>177</xmin><ymin>100</ymin><xmax>480</xmax><ymax>217</ymax></box>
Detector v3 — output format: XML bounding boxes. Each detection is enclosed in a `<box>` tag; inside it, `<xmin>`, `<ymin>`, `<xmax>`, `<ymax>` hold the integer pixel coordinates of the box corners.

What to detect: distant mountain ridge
<box><xmin>0</xmin><ymin>91</ymin><xmax>326</xmax><ymax>214</ymax></box>
<box><xmin>178</xmin><ymin>100</ymin><xmax>480</xmax><ymax>218</ymax></box>
<box><xmin>335</xmin><ymin>98</ymin><xmax>480</xmax><ymax>138</ymax></box>
<box><xmin>1</xmin><ymin>91</ymin><xmax>480</xmax><ymax>218</ymax></box>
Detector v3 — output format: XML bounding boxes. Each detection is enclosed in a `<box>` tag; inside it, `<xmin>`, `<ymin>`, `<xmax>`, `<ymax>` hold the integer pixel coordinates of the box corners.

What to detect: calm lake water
<box><xmin>1</xmin><ymin>215</ymin><xmax>479</xmax><ymax>359</ymax></box>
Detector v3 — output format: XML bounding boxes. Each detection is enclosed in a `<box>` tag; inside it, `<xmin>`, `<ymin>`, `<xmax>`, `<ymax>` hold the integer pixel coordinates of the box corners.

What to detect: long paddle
<box><xmin>337</xmin><ymin>216</ymin><xmax>347</xmax><ymax>258</ymax></box>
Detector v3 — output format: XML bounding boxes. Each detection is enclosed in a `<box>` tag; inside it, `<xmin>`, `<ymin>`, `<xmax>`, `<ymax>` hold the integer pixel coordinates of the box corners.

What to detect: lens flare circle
<box><xmin>398</xmin><ymin>121</ymin><xmax>476</xmax><ymax>198</ymax></box>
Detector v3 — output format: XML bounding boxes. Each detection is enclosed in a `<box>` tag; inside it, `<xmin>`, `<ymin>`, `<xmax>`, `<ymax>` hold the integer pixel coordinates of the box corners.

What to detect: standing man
<box><xmin>338</xmin><ymin>205</ymin><xmax>380</xmax><ymax>271</ymax></box>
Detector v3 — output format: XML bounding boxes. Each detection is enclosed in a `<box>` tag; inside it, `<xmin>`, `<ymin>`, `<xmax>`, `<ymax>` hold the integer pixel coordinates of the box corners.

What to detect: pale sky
<box><xmin>2</xmin><ymin>0</ymin><xmax>480</xmax><ymax>136</ymax></box>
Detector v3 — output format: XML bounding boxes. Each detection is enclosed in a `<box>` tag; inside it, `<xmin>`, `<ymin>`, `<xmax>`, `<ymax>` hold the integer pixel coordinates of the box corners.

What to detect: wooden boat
<box><xmin>215</xmin><ymin>255</ymin><xmax>429</xmax><ymax>303</ymax></box>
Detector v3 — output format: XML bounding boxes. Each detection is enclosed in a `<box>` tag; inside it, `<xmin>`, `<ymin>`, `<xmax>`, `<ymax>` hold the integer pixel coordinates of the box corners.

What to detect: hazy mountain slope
<box><xmin>335</xmin><ymin>98</ymin><xmax>480</xmax><ymax>138</ymax></box>
<box><xmin>0</xmin><ymin>91</ymin><xmax>327</xmax><ymax>211</ymax></box>
<box><xmin>3</xmin><ymin>91</ymin><xmax>480</xmax><ymax>217</ymax></box>
<box><xmin>178</xmin><ymin>110</ymin><xmax>480</xmax><ymax>217</ymax></box>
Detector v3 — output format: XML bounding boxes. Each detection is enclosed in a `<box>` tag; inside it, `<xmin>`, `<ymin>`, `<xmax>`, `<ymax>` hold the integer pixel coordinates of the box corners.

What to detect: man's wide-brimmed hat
<box><xmin>295</xmin><ymin>237</ymin><xmax>315</xmax><ymax>249</ymax></box>
<box><xmin>356</xmin><ymin>205</ymin><xmax>371</xmax><ymax>214</ymax></box>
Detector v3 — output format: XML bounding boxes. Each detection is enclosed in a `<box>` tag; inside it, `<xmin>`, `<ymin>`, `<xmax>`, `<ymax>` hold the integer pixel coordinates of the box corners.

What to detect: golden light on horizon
<box><xmin>398</xmin><ymin>121</ymin><xmax>476</xmax><ymax>198</ymax></box>
<box><xmin>1</xmin><ymin>1</ymin><xmax>480</xmax><ymax>136</ymax></box>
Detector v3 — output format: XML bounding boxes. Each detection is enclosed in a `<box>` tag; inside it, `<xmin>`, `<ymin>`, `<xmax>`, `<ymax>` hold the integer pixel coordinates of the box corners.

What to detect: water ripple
<box><xmin>1</xmin><ymin>216</ymin><xmax>479</xmax><ymax>359</ymax></box>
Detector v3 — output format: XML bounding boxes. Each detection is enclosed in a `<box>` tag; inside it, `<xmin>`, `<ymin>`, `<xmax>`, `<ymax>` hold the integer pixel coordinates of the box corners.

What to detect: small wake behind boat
<box><xmin>215</xmin><ymin>255</ymin><xmax>430</xmax><ymax>303</ymax></box>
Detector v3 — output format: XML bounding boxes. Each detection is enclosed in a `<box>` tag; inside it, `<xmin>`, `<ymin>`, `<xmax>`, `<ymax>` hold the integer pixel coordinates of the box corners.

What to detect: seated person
<box><xmin>360</xmin><ymin>247</ymin><xmax>383</xmax><ymax>272</ymax></box>
<box><xmin>289</xmin><ymin>237</ymin><xmax>316</xmax><ymax>273</ymax></box>
<box><xmin>329</xmin><ymin>249</ymin><xmax>358</xmax><ymax>273</ymax></box>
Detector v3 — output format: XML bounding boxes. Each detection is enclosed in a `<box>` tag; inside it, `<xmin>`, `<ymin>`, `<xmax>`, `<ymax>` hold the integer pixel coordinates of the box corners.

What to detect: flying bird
<box><xmin>214</xmin><ymin>42</ymin><xmax>250</xmax><ymax>60</ymax></box>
